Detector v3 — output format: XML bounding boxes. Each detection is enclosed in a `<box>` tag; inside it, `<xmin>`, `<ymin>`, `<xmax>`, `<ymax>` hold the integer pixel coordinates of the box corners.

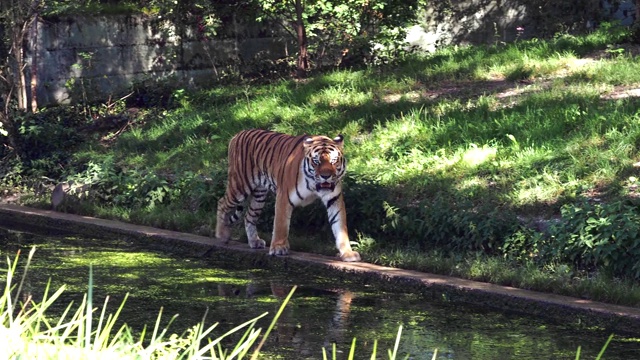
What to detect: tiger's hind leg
<box><xmin>215</xmin><ymin>192</ymin><xmax>245</xmax><ymax>243</ymax></box>
<box><xmin>244</xmin><ymin>187</ymin><xmax>268</xmax><ymax>249</ymax></box>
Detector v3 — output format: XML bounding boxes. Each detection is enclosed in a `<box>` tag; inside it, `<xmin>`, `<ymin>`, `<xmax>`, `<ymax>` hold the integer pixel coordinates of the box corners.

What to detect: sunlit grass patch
<box><xmin>567</xmin><ymin>55</ymin><xmax>640</xmax><ymax>85</ymax></box>
<box><xmin>511</xmin><ymin>172</ymin><xmax>575</xmax><ymax>207</ymax></box>
<box><xmin>308</xmin><ymin>84</ymin><xmax>372</xmax><ymax>107</ymax></box>
<box><xmin>460</xmin><ymin>143</ymin><xmax>497</xmax><ymax>168</ymax></box>
<box><xmin>485</xmin><ymin>50</ymin><xmax>581</xmax><ymax>81</ymax></box>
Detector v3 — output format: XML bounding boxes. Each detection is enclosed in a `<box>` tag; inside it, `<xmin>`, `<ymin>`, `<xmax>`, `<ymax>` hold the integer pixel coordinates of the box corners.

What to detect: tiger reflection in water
<box><xmin>216</xmin><ymin>281</ymin><xmax>354</xmax><ymax>356</ymax></box>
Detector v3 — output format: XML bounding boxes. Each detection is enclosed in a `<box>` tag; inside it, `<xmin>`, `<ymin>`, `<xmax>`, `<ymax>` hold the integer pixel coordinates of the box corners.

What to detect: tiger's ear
<box><xmin>333</xmin><ymin>134</ymin><xmax>344</xmax><ymax>148</ymax></box>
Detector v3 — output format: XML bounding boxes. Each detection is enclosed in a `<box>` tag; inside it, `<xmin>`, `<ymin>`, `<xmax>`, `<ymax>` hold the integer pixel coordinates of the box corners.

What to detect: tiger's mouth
<box><xmin>316</xmin><ymin>182</ymin><xmax>336</xmax><ymax>191</ymax></box>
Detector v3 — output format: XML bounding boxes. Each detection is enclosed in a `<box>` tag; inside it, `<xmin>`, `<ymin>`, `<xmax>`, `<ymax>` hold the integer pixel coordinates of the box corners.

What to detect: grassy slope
<box><xmin>16</xmin><ymin>23</ymin><xmax>640</xmax><ymax>306</ymax></box>
<box><xmin>109</xmin><ymin>25</ymin><xmax>640</xmax><ymax>212</ymax></box>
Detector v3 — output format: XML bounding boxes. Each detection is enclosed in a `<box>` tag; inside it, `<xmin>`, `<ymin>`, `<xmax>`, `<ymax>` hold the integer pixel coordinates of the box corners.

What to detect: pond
<box><xmin>1</xmin><ymin>223</ymin><xmax>639</xmax><ymax>359</ymax></box>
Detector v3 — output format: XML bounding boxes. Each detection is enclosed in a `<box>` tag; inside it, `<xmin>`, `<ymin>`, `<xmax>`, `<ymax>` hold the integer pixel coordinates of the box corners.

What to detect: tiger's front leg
<box><xmin>269</xmin><ymin>192</ymin><xmax>294</xmax><ymax>256</ymax></box>
<box><xmin>325</xmin><ymin>193</ymin><xmax>361</xmax><ymax>262</ymax></box>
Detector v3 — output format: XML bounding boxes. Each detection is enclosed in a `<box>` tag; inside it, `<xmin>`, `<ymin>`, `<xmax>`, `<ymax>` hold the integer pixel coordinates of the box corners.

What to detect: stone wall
<box><xmin>406</xmin><ymin>0</ymin><xmax>629</xmax><ymax>52</ymax></box>
<box><xmin>30</xmin><ymin>14</ymin><xmax>288</xmax><ymax>105</ymax></box>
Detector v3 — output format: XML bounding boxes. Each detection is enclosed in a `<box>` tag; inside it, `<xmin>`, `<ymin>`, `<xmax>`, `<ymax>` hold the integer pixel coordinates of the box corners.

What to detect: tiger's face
<box><xmin>303</xmin><ymin>135</ymin><xmax>346</xmax><ymax>192</ymax></box>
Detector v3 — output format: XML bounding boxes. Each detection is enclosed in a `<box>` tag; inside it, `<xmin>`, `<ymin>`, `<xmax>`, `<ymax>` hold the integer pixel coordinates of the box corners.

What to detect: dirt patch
<box><xmin>379</xmin><ymin>44</ymin><xmax>640</xmax><ymax>109</ymax></box>
<box><xmin>381</xmin><ymin>79</ymin><xmax>517</xmax><ymax>104</ymax></box>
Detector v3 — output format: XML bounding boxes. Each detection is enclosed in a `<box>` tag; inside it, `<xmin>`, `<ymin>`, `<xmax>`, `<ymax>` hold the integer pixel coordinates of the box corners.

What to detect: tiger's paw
<box><xmin>339</xmin><ymin>251</ymin><xmax>361</xmax><ymax>262</ymax></box>
<box><xmin>215</xmin><ymin>224</ymin><xmax>231</xmax><ymax>243</ymax></box>
<box><xmin>215</xmin><ymin>234</ymin><xmax>231</xmax><ymax>244</ymax></box>
<box><xmin>269</xmin><ymin>244</ymin><xmax>290</xmax><ymax>256</ymax></box>
<box><xmin>249</xmin><ymin>238</ymin><xmax>266</xmax><ymax>249</ymax></box>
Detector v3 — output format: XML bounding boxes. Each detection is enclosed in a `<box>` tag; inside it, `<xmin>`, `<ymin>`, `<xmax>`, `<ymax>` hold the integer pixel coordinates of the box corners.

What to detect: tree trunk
<box><xmin>294</xmin><ymin>0</ymin><xmax>308</xmax><ymax>78</ymax></box>
<box><xmin>1</xmin><ymin>0</ymin><xmax>42</xmax><ymax>160</ymax></box>
<box><xmin>29</xmin><ymin>13</ymin><xmax>38</xmax><ymax>113</ymax></box>
<box><xmin>6</xmin><ymin>0</ymin><xmax>41</xmax><ymax>112</ymax></box>
<box><xmin>11</xmin><ymin>24</ymin><xmax>27</xmax><ymax>110</ymax></box>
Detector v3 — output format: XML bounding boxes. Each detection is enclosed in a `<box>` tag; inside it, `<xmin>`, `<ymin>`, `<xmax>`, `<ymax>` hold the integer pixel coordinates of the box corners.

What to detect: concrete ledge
<box><xmin>1</xmin><ymin>203</ymin><xmax>640</xmax><ymax>333</ymax></box>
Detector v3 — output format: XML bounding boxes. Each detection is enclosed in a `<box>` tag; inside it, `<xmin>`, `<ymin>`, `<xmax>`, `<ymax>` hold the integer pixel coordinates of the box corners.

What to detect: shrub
<box><xmin>548</xmin><ymin>199</ymin><xmax>640</xmax><ymax>278</ymax></box>
<box><xmin>500</xmin><ymin>226</ymin><xmax>548</xmax><ymax>264</ymax></box>
<box><xmin>343</xmin><ymin>175</ymin><xmax>391</xmax><ymax>235</ymax></box>
<box><xmin>347</xmin><ymin>188</ymin><xmax>520</xmax><ymax>254</ymax></box>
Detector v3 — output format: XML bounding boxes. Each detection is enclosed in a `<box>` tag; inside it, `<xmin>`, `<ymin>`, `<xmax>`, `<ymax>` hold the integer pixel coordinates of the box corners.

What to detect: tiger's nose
<box><xmin>320</xmin><ymin>174</ymin><xmax>331</xmax><ymax>180</ymax></box>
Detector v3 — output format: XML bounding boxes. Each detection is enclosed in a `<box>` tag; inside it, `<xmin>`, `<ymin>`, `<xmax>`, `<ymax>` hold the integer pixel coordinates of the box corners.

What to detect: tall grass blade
<box><xmin>57</xmin><ymin>296</ymin><xmax>86</xmax><ymax>340</ymax></box>
<box><xmin>250</xmin><ymin>285</ymin><xmax>297</xmax><ymax>360</ymax></box>
<box><xmin>50</xmin><ymin>295</ymin><xmax>74</xmax><ymax>333</ymax></box>
<box><xmin>94</xmin><ymin>295</ymin><xmax>110</xmax><ymax>348</ymax></box>
<box><xmin>369</xmin><ymin>339</ymin><xmax>378</xmax><ymax>360</ymax></box>
<box><xmin>138</xmin><ymin>307</ymin><xmax>179</xmax><ymax>358</ymax></box>
<box><xmin>180</xmin><ymin>321</ymin><xmax>204</xmax><ymax>359</ymax></box>
<box><xmin>151</xmin><ymin>305</ymin><xmax>164</xmax><ymax>343</ymax></box>
<box><xmin>4</xmin><ymin>249</ymin><xmax>20</xmax><ymax>324</ymax></box>
<box><xmin>196</xmin><ymin>312</ymin><xmax>267</xmax><ymax>357</ymax></box>
<box><xmin>85</xmin><ymin>263</ymin><xmax>93</xmax><ymax>350</ymax></box>
<box><xmin>595</xmin><ymin>334</ymin><xmax>614</xmax><ymax>360</ymax></box>
<box><xmin>224</xmin><ymin>321</ymin><xmax>261</xmax><ymax>359</ymax></box>
<box><xmin>182</xmin><ymin>307</ymin><xmax>211</xmax><ymax>359</ymax></box>
<box><xmin>391</xmin><ymin>324</ymin><xmax>403</xmax><ymax>359</ymax></box>
<box><xmin>76</xmin><ymin>294</ymin><xmax>88</xmax><ymax>348</ymax></box>
<box><xmin>348</xmin><ymin>337</ymin><xmax>357</xmax><ymax>360</ymax></box>
<box><xmin>101</xmin><ymin>294</ymin><xmax>129</xmax><ymax>349</ymax></box>
<box><xmin>26</xmin><ymin>280</ymin><xmax>65</xmax><ymax>337</ymax></box>
<box><xmin>431</xmin><ymin>348</ymin><xmax>438</xmax><ymax>360</ymax></box>
<box><xmin>14</xmin><ymin>247</ymin><xmax>35</xmax><ymax>317</ymax></box>
<box><xmin>227</xmin><ymin>328</ymin><xmax>262</xmax><ymax>359</ymax></box>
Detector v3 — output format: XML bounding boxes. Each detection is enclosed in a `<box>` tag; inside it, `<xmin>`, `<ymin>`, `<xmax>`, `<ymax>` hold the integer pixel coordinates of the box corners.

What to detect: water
<box><xmin>1</xmin><ymin>224</ymin><xmax>640</xmax><ymax>359</ymax></box>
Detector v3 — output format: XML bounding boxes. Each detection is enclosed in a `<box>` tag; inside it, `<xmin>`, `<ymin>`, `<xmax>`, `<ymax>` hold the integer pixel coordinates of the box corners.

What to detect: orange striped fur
<box><xmin>215</xmin><ymin>129</ymin><xmax>361</xmax><ymax>262</ymax></box>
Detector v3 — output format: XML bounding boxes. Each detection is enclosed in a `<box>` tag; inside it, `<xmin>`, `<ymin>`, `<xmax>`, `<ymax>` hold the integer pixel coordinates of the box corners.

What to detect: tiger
<box><xmin>215</xmin><ymin>129</ymin><xmax>361</xmax><ymax>262</ymax></box>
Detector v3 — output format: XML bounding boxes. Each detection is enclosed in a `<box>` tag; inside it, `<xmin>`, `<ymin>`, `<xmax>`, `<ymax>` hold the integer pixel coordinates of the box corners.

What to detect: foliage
<box><xmin>500</xmin><ymin>226</ymin><xmax>548</xmax><ymax>264</ymax></box>
<box><xmin>256</xmin><ymin>0</ymin><xmax>426</xmax><ymax>69</ymax></box>
<box><xmin>343</xmin><ymin>175</ymin><xmax>391</xmax><ymax>234</ymax></box>
<box><xmin>15</xmin><ymin>109</ymin><xmax>86</xmax><ymax>171</ymax></box>
<box><xmin>547</xmin><ymin>199</ymin><xmax>640</xmax><ymax>278</ymax></box>
<box><xmin>500</xmin><ymin>197</ymin><xmax>640</xmax><ymax>281</ymax></box>
<box><xmin>64</xmin><ymin>160</ymin><xmax>225</xmax><ymax>215</ymax></box>
<box><xmin>356</xmin><ymin>192</ymin><xmax>520</xmax><ymax>253</ymax></box>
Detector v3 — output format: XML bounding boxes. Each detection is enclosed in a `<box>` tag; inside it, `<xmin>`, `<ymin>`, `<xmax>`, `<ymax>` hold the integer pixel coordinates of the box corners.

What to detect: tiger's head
<box><xmin>303</xmin><ymin>134</ymin><xmax>346</xmax><ymax>192</ymax></box>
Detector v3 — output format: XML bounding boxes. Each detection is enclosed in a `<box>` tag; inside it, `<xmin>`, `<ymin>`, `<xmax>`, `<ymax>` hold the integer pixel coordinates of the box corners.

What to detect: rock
<box><xmin>51</xmin><ymin>181</ymin><xmax>91</xmax><ymax>210</ymax></box>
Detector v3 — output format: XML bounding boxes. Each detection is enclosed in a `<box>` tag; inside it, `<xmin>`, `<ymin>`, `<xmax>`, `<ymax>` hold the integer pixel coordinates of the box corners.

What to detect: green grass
<box><xmin>10</xmin><ymin>23</ymin><xmax>640</xmax><ymax>306</ymax></box>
